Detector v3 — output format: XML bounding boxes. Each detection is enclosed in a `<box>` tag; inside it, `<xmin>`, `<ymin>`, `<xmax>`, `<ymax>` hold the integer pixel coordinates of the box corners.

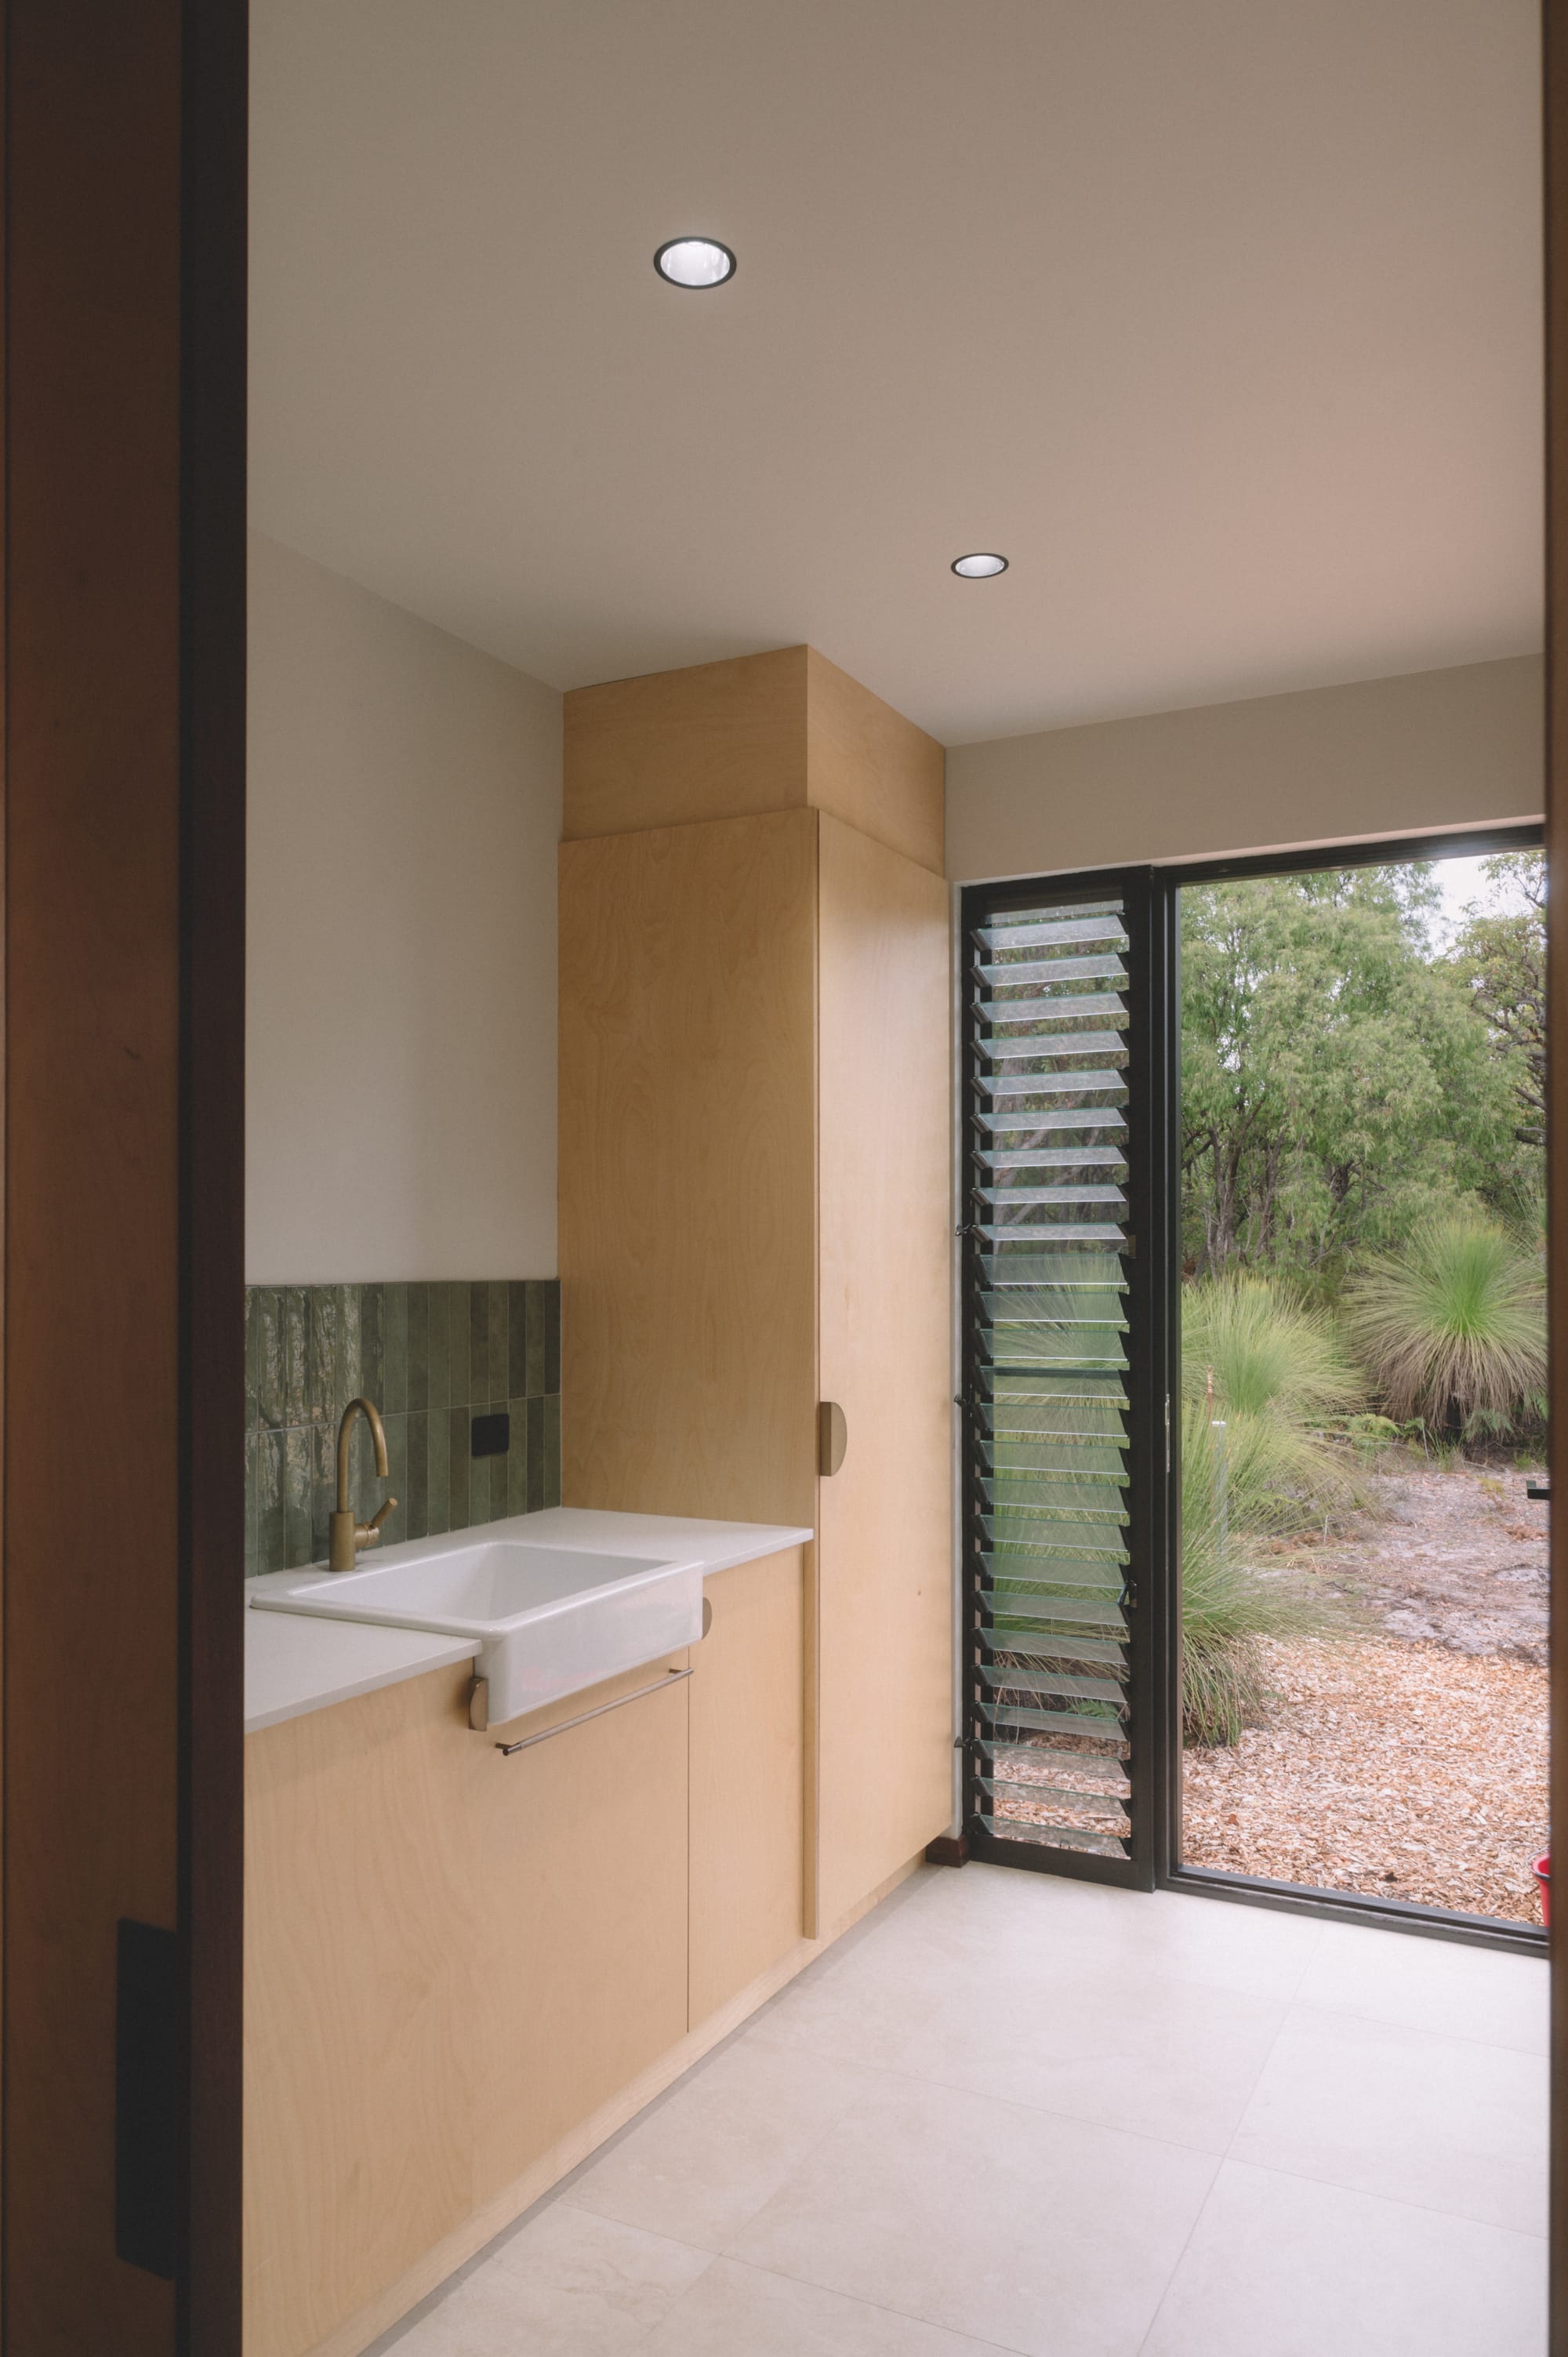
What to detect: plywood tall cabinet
<box><xmin>560</xmin><ymin>645</ymin><xmax>953</xmax><ymax>1934</ymax></box>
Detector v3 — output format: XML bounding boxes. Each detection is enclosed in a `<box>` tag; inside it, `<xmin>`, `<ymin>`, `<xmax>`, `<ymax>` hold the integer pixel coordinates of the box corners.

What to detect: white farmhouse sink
<box><xmin>251</xmin><ymin>1538</ymin><xmax>703</xmax><ymax>1725</ymax></box>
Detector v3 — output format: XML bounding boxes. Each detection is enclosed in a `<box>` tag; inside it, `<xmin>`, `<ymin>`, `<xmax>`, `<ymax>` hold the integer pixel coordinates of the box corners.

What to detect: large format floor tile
<box><xmin>563</xmin><ymin>2027</ymin><xmax>883</xmax><ymax>2251</ymax></box>
<box><xmin>757</xmin><ymin>1901</ymin><xmax>960</xmax><ymax>2070</ymax></box>
<box><xmin>898</xmin><ymin>1952</ymin><xmax>1287</xmax><ymax>2152</ymax></box>
<box><xmin>387</xmin><ymin>2205</ymin><xmax>712</xmax><ymax>2356</ymax></box>
<box><xmin>1297</xmin><ymin>1918</ymin><xmax>1549</xmax><ymax>2055</ymax></box>
<box><xmin>639</xmin><ymin>2257</ymin><xmax>1011</xmax><ymax>2357</ymax></box>
<box><xmin>903</xmin><ymin>1862</ymin><xmax>1325</xmax><ymax>2001</ymax></box>
<box><xmin>728</xmin><ymin>2068</ymin><xmax>1218</xmax><ymax>2357</ymax></box>
<box><xmin>374</xmin><ymin>1866</ymin><xmax>1548</xmax><ymax>2357</ymax></box>
<box><xmin>1141</xmin><ymin>2159</ymin><xmax>1548</xmax><ymax>2357</ymax></box>
<box><xmin>1230</xmin><ymin>2000</ymin><xmax>1549</xmax><ymax>2232</ymax></box>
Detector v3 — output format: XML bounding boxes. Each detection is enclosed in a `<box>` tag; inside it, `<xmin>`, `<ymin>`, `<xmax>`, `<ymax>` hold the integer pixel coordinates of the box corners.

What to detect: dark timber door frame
<box><xmin>2</xmin><ymin>5</ymin><xmax>247</xmax><ymax>2350</ymax></box>
<box><xmin>1544</xmin><ymin>5</ymin><xmax>1567</xmax><ymax>2347</ymax></box>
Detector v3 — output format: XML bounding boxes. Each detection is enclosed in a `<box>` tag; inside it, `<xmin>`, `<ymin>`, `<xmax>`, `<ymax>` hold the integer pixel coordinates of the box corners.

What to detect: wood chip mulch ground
<box><xmin>1181</xmin><ymin>1633</ymin><xmax>1548</xmax><ymax>1925</ymax></box>
<box><xmin>1181</xmin><ymin>1460</ymin><xmax>1550</xmax><ymax>1926</ymax></box>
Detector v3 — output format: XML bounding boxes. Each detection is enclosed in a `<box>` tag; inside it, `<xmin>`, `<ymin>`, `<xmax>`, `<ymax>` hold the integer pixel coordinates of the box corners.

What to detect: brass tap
<box><xmin>329</xmin><ymin>1395</ymin><xmax>398</xmax><ymax>1571</ymax></box>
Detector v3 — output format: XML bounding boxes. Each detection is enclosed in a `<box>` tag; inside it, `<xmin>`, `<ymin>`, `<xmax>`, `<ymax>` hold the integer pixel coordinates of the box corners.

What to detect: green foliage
<box><xmin>1342</xmin><ymin>1213</ymin><xmax>1547</xmax><ymax>1438</ymax></box>
<box><xmin>1446</xmin><ymin>852</ymin><xmax>1545</xmax><ymax>1146</ymax></box>
<box><xmin>1180</xmin><ymin>1404</ymin><xmax>1336</xmax><ymax>1745</ymax></box>
<box><xmin>1181</xmin><ymin>866</ymin><xmax>1522</xmax><ymax>1284</ymax></box>
<box><xmin>1182</xmin><ymin>1275</ymin><xmax>1364</xmax><ymax>1526</ymax></box>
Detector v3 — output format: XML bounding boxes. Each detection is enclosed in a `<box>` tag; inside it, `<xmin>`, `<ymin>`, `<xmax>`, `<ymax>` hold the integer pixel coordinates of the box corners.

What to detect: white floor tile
<box><xmin>1141</xmin><ymin>2159</ymin><xmax>1548</xmax><ymax>2357</ymax></box>
<box><xmin>900</xmin><ymin>1955</ymin><xmax>1287</xmax><ymax>2152</ymax></box>
<box><xmin>758</xmin><ymin>1905</ymin><xmax>962</xmax><ymax>2070</ymax></box>
<box><xmin>1297</xmin><ymin>1919</ymin><xmax>1548</xmax><ymax>2055</ymax></box>
<box><xmin>640</xmin><ymin>2257</ymin><xmax>1011</xmax><ymax>2356</ymax></box>
<box><xmin>1231</xmin><ymin>2000</ymin><xmax>1548</xmax><ymax>2232</ymax></box>
<box><xmin>904</xmin><ymin>1863</ymin><xmax>1323</xmax><ymax>2000</ymax></box>
<box><xmin>728</xmin><ymin>2068</ymin><xmax>1217</xmax><ymax>2357</ymax></box>
<box><xmin>563</xmin><ymin>2028</ymin><xmax>883</xmax><ymax>2251</ymax></box>
<box><xmin>390</xmin><ymin>2205</ymin><xmax>711</xmax><ymax>2356</ymax></box>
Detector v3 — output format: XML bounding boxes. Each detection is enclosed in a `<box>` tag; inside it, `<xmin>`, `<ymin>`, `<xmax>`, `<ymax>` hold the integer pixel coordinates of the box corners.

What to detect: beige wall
<box><xmin>247</xmin><ymin>533</ymin><xmax>561</xmax><ymax>1282</ymax></box>
<box><xmin>945</xmin><ymin>655</ymin><xmax>1543</xmax><ymax>884</ymax></box>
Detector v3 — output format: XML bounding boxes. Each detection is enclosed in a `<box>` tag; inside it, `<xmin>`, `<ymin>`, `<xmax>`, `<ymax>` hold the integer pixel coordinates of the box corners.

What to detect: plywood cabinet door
<box><xmin>688</xmin><ymin>1549</ymin><xmax>806</xmax><ymax>2026</ymax></box>
<box><xmin>815</xmin><ymin>813</ymin><xmax>954</xmax><ymax>1930</ymax></box>
<box><xmin>466</xmin><ymin>1655</ymin><xmax>691</xmax><ymax>2203</ymax></box>
<box><xmin>244</xmin><ymin>1668</ymin><xmax>481</xmax><ymax>2357</ymax></box>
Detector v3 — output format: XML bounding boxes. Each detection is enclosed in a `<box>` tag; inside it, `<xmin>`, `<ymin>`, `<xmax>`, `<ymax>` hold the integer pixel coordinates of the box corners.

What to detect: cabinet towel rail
<box><xmin>494</xmin><ymin>1665</ymin><xmax>692</xmax><ymax>1756</ymax></box>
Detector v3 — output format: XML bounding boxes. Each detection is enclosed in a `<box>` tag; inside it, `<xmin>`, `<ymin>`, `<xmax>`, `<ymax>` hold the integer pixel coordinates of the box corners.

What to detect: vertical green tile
<box><xmin>449</xmin><ymin>1282</ymin><xmax>473</xmax><ymax>1407</ymax></box>
<box><xmin>359</xmin><ymin>1284</ymin><xmax>385</xmax><ymax>1412</ymax></box>
<box><xmin>426</xmin><ymin>1280</ymin><xmax>451</xmax><ymax>1411</ymax></box>
<box><xmin>469</xmin><ymin>1283</ymin><xmax>490</xmax><ymax>1404</ymax></box>
<box><xmin>256</xmin><ymin>1288</ymin><xmax>285</xmax><ymax>1428</ymax></box>
<box><xmin>307</xmin><ymin>1286</ymin><xmax>336</xmax><ymax>1425</ymax></box>
<box><xmin>506</xmin><ymin>1399</ymin><xmax>529</xmax><ymax>1516</ymax></box>
<box><xmin>284</xmin><ymin>1425</ymin><xmax>314</xmax><ymax>1567</ymax></box>
<box><xmin>525</xmin><ymin>1280</ymin><xmax>546</xmax><ymax>1398</ymax></box>
<box><xmin>244</xmin><ymin>1430</ymin><xmax>260</xmax><ymax>1578</ymax></box>
<box><xmin>339</xmin><ymin>1285</ymin><xmax>363</xmax><ymax>1415</ymax></box>
<box><xmin>379</xmin><ymin>1412</ymin><xmax>408</xmax><ymax>1550</ymax></box>
<box><xmin>406</xmin><ymin>1410</ymin><xmax>430</xmax><ymax>1539</ymax></box>
<box><xmin>350</xmin><ymin>1413</ymin><xmax>376</xmax><ymax>1524</ymax></box>
<box><xmin>507</xmin><ymin>1283</ymin><xmax>528</xmax><ymax>1399</ymax></box>
<box><xmin>488</xmin><ymin>1284</ymin><xmax>507</xmax><ymax>1407</ymax></box>
<box><xmin>256</xmin><ymin>1427</ymin><xmax>285</xmax><ymax>1573</ymax></box>
<box><xmin>427</xmin><ymin>1407</ymin><xmax>450</xmax><ymax>1534</ymax></box>
<box><xmin>382</xmin><ymin>1283</ymin><xmax>408</xmax><ymax>1416</ymax></box>
<box><xmin>406</xmin><ymin>1283</ymin><xmax>429</xmax><ymax>1412</ymax></box>
<box><xmin>448</xmin><ymin>1407</ymin><xmax>470</xmax><ymax>1529</ymax></box>
<box><xmin>543</xmin><ymin>1393</ymin><xmax>561</xmax><ymax>1509</ymax></box>
<box><xmin>310</xmin><ymin>1422</ymin><xmax>335</xmax><ymax>1562</ymax></box>
<box><xmin>543</xmin><ymin>1280</ymin><xmax>561</xmax><ymax>1397</ymax></box>
<box><xmin>526</xmin><ymin>1396</ymin><xmax>545</xmax><ymax>1513</ymax></box>
<box><xmin>281</xmin><ymin>1286</ymin><xmax>310</xmax><ymax>1427</ymax></box>
<box><xmin>245</xmin><ymin>1289</ymin><xmax>261</xmax><ymax>1432</ymax></box>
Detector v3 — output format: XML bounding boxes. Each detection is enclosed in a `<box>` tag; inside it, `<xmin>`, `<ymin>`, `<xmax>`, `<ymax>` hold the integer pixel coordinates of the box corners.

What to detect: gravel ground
<box><xmin>1181</xmin><ymin>1457</ymin><xmax>1550</xmax><ymax>1926</ymax></box>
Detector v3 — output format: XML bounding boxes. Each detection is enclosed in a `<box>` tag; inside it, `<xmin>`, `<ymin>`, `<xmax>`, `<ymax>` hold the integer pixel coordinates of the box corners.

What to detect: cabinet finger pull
<box><xmin>494</xmin><ymin>1665</ymin><xmax>692</xmax><ymax>1756</ymax></box>
<box><xmin>818</xmin><ymin>1400</ymin><xmax>848</xmax><ymax>1476</ymax></box>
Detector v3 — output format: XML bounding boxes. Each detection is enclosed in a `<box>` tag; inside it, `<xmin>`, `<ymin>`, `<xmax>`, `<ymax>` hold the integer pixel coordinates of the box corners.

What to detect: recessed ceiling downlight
<box><xmin>952</xmin><ymin>552</ymin><xmax>1008</xmax><ymax>579</ymax></box>
<box><xmin>654</xmin><ymin>237</ymin><xmax>736</xmax><ymax>289</ymax></box>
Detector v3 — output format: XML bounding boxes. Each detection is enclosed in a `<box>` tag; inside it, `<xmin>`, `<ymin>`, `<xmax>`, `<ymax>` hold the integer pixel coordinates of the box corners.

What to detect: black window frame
<box><xmin>962</xmin><ymin>822</ymin><xmax>1548</xmax><ymax>1956</ymax></box>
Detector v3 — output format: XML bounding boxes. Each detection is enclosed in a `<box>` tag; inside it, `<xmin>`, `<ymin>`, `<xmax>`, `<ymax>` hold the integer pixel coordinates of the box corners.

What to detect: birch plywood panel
<box><xmin>243</xmin><ymin>1668</ymin><xmax>479</xmax><ymax>2357</ymax></box>
<box><xmin>563</xmin><ymin>648</ymin><xmax>808</xmax><ymax>840</ymax></box>
<box><xmin>815</xmin><ymin>815</ymin><xmax>954</xmax><ymax>1929</ymax></box>
<box><xmin>688</xmin><ymin>1550</ymin><xmax>806</xmax><ymax>2025</ymax></box>
<box><xmin>560</xmin><ymin>810</ymin><xmax>819</xmax><ymax>1527</ymax></box>
<box><xmin>805</xmin><ymin>647</ymin><xmax>946</xmax><ymax>878</ymax></box>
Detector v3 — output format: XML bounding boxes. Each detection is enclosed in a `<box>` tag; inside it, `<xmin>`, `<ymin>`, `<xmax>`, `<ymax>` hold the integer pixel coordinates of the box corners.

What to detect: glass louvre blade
<box><xmin>964</xmin><ymin>892</ymin><xmax>1138</xmax><ymax>1866</ymax></box>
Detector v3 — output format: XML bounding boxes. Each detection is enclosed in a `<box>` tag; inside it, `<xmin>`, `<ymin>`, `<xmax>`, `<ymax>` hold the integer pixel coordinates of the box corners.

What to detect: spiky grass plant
<box><xmin>1179</xmin><ymin>1404</ymin><xmax>1336</xmax><ymax>1745</ymax></box>
<box><xmin>1343</xmin><ymin>1215</ymin><xmax>1546</xmax><ymax>1439</ymax></box>
<box><xmin>1182</xmin><ymin>1276</ymin><xmax>1365</xmax><ymax>1527</ymax></box>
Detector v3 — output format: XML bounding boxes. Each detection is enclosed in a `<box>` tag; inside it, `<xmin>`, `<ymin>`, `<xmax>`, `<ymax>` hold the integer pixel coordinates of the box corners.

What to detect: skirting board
<box><xmin>301</xmin><ymin>1849</ymin><xmax>929</xmax><ymax>2357</ymax></box>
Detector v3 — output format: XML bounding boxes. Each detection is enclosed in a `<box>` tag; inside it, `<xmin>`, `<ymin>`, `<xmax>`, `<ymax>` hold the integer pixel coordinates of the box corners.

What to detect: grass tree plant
<box><xmin>1342</xmin><ymin>1213</ymin><xmax>1546</xmax><ymax>1441</ymax></box>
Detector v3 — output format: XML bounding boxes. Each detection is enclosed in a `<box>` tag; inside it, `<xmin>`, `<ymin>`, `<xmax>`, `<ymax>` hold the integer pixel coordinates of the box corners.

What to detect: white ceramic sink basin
<box><xmin>251</xmin><ymin>1538</ymin><xmax>702</xmax><ymax>1725</ymax></box>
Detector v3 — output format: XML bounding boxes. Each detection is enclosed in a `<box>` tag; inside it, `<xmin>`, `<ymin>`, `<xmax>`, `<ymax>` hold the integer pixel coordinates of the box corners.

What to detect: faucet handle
<box><xmin>355</xmin><ymin>1496</ymin><xmax>398</xmax><ymax>1545</ymax></box>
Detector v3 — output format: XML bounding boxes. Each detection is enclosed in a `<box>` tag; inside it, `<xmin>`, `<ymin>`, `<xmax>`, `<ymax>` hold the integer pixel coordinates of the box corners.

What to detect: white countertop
<box><xmin>245</xmin><ymin>1506</ymin><xmax>813</xmax><ymax>1735</ymax></box>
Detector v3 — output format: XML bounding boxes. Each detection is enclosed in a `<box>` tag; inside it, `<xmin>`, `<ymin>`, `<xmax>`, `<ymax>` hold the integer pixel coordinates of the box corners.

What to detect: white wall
<box><xmin>945</xmin><ymin>655</ymin><xmax>1543</xmax><ymax>884</ymax></box>
<box><xmin>247</xmin><ymin>532</ymin><xmax>561</xmax><ymax>1282</ymax></box>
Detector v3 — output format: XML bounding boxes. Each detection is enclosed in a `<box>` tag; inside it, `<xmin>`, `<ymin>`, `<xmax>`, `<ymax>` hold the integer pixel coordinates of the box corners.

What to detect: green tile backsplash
<box><xmin>244</xmin><ymin>1279</ymin><xmax>561</xmax><ymax>1577</ymax></box>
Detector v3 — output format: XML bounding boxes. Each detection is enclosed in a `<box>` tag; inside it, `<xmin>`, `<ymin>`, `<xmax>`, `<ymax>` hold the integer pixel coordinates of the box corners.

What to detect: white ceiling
<box><xmin>249</xmin><ymin>1</ymin><xmax>1543</xmax><ymax>746</ymax></box>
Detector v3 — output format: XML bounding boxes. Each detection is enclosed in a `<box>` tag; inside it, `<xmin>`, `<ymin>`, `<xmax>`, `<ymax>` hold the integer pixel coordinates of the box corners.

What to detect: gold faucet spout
<box><xmin>329</xmin><ymin>1395</ymin><xmax>397</xmax><ymax>1571</ymax></box>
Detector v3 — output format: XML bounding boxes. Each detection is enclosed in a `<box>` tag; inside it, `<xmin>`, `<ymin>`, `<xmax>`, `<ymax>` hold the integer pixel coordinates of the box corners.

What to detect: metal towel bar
<box><xmin>494</xmin><ymin>1665</ymin><xmax>691</xmax><ymax>1756</ymax></box>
